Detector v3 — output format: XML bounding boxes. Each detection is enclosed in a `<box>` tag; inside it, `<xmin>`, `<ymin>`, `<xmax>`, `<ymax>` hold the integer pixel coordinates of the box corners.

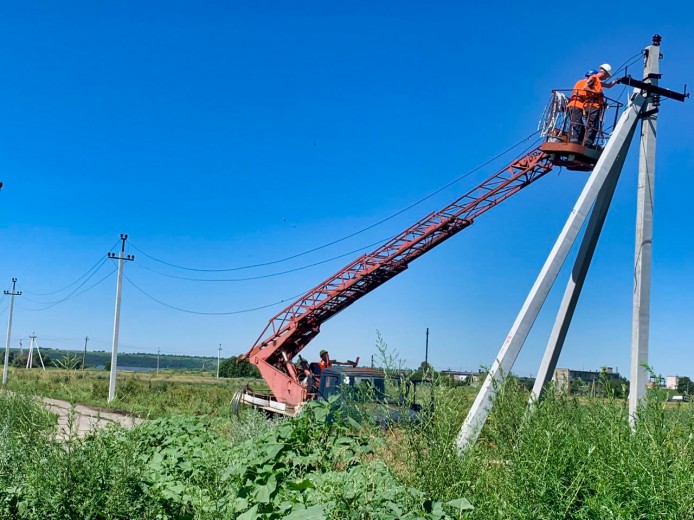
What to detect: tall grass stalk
<box><xmin>387</xmin><ymin>377</ymin><xmax>694</xmax><ymax>519</ymax></box>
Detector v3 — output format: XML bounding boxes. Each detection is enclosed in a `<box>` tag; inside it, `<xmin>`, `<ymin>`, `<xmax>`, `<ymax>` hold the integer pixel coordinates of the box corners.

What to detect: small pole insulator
<box><xmin>652</xmin><ymin>34</ymin><xmax>662</xmax><ymax>46</ymax></box>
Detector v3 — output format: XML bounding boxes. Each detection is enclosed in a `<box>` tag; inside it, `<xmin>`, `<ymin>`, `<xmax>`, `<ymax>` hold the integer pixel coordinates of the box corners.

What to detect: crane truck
<box><xmin>232</xmin><ymin>89</ymin><xmax>622</xmax><ymax>418</ymax></box>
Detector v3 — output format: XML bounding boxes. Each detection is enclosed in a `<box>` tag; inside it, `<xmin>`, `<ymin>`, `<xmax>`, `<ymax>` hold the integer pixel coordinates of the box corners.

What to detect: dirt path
<box><xmin>42</xmin><ymin>397</ymin><xmax>143</xmax><ymax>439</ymax></box>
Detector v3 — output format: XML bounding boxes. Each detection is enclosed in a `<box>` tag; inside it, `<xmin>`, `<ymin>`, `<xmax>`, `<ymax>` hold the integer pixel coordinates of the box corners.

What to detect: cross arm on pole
<box><xmin>615</xmin><ymin>76</ymin><xmax>688</xmax><ymax>102</ymax></box>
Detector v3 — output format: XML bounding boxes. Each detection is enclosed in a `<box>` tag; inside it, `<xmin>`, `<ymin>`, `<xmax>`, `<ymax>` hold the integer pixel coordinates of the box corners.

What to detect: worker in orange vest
<box><xmin>567</xmin><ymin>64</ymin><xmax>616</xmax><ymax>146</ymax></box>
<box><xmin>567</xmin><ymin>76</ymin><xmax>589</xmax><ymax>144</ymax></box>
<box><xmin>318</xmin><ymin>349</ymin><xmax>332</xmax><ymax>370</ymax></box>
<box><xmin>583</xmin><ymin>64</ymin><xmax>617</xmax><ymax>146</ymax></box>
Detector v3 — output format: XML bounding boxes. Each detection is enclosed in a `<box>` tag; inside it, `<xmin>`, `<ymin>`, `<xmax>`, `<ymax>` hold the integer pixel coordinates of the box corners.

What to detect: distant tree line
<box><xmin>677</xmin><ymin>376</ymin><xmax>692</xmax><ymax>394</ymax></box>
<box><xmin>4</xmin><ymin>348</ymin><xmax>216</xmax><ymax>371</ymax></box>
<box><xmin>7</xmin><ymin>351</ymin><xmax>52</xmax><ymax>368</ymax></box>
<box><xmin>218</xmin><ymin>356</ymin><xmax>260</xmax><ymax>378</ymax></box>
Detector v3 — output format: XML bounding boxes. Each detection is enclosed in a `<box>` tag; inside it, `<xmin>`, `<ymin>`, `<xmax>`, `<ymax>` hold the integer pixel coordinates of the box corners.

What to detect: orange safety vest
<box><xmin>583</xmin><ymin>74</ymin><xmax>604</xmax><ymax>109</ymax></box>
<box><xmin>567</xmin><ymin>79</ymin><xmax>587</xmax><ymax>110</ymax></box>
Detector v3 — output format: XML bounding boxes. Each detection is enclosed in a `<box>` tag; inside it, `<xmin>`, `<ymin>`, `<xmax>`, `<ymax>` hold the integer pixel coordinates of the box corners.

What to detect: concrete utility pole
<box><xmin>457</xmin><ymin>82</ymin><xmax>647</xmax><ymax>450</ymax></box>
<box><xmin>82</xmin><ymin>336</ymin><xmax>89</xmax><ymax>370</ymax></box>
<box><xmin>3</xmin><ymin>278</ymin><xmax>22</xmax><ymax>385</ymax></box>
<box><xmin>629</xmin><ymin>35</ymin><xmax>661</xmax><ymax>427</ymax></box>
<box><xmin>457</xmin><ymin>35</ymin><xmax>686</xmax><ymax>451</ymax></box>
<box><xmin>217</xmin><ymin>343</ymin><xmax>222</xmax><ymax>378</ymax></box>
<box><xmin>424</xmin><ymin>328</ymin><xmax>430</xmax><ymax>371</ymax></box>
<box><xmin>26</xmin><ymin>333</ymin><xmax>44</xmax><ymax>370</ymax></box>
<box><xmin>34</xmin><ymin>335</ymin><xmax>46</xmax><ymax>370</ymax></box>
<box><xmin>156</xmin><ymin>347</ymin><xmax>160</xmax><ymax>374</ymax></box>
<box><xmin>107</xmin><ymin>234</ymin><xmax>134</xmax><ymax>403</ymax></box>
<box><xmin>26</xmin><ymin>334</ymin><xmax>33</xmax><ymax>369</ymax></box>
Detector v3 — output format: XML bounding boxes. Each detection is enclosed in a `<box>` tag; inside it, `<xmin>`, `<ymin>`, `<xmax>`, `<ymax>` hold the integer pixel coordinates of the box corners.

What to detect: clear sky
<box><xmin>1</xmin><ymin>1</ymin><xmax>692</xmax><ymax>379</ymax></box>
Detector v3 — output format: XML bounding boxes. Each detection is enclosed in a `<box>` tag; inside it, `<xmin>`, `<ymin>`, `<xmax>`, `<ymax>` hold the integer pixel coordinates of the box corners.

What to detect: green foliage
<box><xmin>5</xmin><ymin>368</ymin><xmax>256</xmax><ymax>419</ymax></box>
<box><xmin>677</xmin><ymin>376</ymin><xmax>692</xmax><ymax>395</ymax></box>
<box><xmin>219</xmin><ymin>356</ymin><xmax>260</xmax><ymax>379</ymax></box>
<box><xmin>3</xmin><ymin>344</ymin><xmax>691</xmax><ymax>520</ymax></box>
<box><xmin>52</xmin><ymin>352</ymin><xmax>83</xmax><ymax>371</ymax></box>
<box><xmin>388</xmin><ymin>376</ymin><xmax>694</xmax><ymax>519</ymax></box>
<box><xmin>220</xmin><ymin>396</ymin><xmax>471</xmax><ymax>519</ymax></box>
<box><xmin>11</xmin><ymin>354</ymin><xmax>27</xmax><ymax>368</ymax></box>
<box><xmin>0</xmin><ymin>392</ymin><xmax>470</xmax><ymax>519</ymax></box>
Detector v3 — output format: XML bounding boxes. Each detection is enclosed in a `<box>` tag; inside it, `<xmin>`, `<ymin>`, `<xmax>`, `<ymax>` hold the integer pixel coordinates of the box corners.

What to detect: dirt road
<box><xmin>42</xmin><ymin>397</ymin><xmax>143</xmax><ymax>439</ymax></box>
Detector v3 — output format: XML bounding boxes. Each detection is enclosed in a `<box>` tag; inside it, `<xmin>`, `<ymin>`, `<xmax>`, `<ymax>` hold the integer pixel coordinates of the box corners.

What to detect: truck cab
<box><xmin>233</xmin><ymin>365</ymin><xmax>424</xmax><ymax>424</ymax></box>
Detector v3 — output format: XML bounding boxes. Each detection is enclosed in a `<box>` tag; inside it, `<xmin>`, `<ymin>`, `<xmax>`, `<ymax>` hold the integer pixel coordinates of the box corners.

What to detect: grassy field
<box><xmin>3</xmin><ymin>366</ymin><xmax>265</xmax><ymax>418</ymax></box>
<box><xmin>384</xmin><ymin>381</ymin><xmax>694</xmax><ymax>519</ymax></box>
<box><xmin>2</xmin><ymin>366</ymin><xmax>692</xmax><ymax>519</ymax></box>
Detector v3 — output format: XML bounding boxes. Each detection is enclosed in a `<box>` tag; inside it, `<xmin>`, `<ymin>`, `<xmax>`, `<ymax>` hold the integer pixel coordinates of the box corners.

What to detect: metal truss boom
<box><xmin>241</xmin><ymin>147</ymin><xmax>554</xmax><ymax>405</ymax></box>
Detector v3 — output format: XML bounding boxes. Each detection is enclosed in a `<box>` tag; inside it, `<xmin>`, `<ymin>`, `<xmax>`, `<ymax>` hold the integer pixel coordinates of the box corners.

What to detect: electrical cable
<box><xmin>122</xmin><ymin>272</ymin><xmax>305</xmax><ymax>315</ymax></box>
<box><xmin>77</xmin><ymin>335</ymin><xmax>218</xmax><ymax>357</ymax></box>
<box><xmin>19</xmin><ymin>257</ymin><xmax>109</xmax><ymax>307</ymax></box>
<box><xmin>613</xmin><ymin>51</ymin><xmax>645</xmax><ymax>78</ymax></box>
<box><xmin>21</xmin><ymin>264</ymin><xmax>116</xmax><ymax>311</ymax></box>
<box><xmin>129</xmin><ymin>137</ymin><xmax>545</xmax><ymax>284</ymax></box>
<box><xmin>23</xmin><ymin>257</ymin><xmax>105</xmax><ymax>297</ymax></box>
<box><xmin>131</xmin><ymin>235</ymin><xmax>391</xmax><ymax>282</ymax></box>
<box><xmin>127</xmin><ymin>131</ymin><xmax>541</xmax><ymax>273</ymax></box>
<box><xmin>23</xmin><ymin>239</ymin><xmax>121</xmax><ymax>296</ymax></box>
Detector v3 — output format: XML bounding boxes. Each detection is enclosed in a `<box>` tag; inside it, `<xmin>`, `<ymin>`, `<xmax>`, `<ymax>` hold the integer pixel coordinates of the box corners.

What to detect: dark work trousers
<box><xmin>568</xmin><ymin>106</ymin><xmax>585</xmax><ymax>144</ymax></box>
<box><xmin>584</xmin><ymin>106</ymin><xmax>602</xmax><ymax>146</ymax></box>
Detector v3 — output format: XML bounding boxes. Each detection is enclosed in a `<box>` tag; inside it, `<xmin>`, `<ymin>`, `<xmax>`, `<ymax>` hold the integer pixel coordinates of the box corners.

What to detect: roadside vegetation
<box><xmin>3</xmin><ymin>367</ymin><xmax>260</xmax><ymax>418</ymax></box>
<box><xmin>386</xmin><ymin>377</ymin><xmax>694</xmax><ymax>519</ymax></box>
<box><xmin>2</xmin><ymin>359</ymin><xmax>692</xmax><ymax>519</ymax></box>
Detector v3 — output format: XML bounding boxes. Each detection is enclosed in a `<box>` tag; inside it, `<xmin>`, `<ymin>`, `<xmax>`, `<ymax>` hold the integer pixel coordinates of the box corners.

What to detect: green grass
<box><xmin>0</xmin><ymin>391</ymin><xmax>465</xmax><ymax>519</ymax></box>
<box><xmin>4</xmin><ymin>367</ymin><xmax>263</xmax><ymax>418</ymax></box>
<box><xmin>385</xmin><ymin>379</ymin><xmax>694</xmax><ymax>519</ymax></box>
<box><xmin>3</xmin><ymin>364</ymin><xmax>693</xmax><ymax>519</ymax></box>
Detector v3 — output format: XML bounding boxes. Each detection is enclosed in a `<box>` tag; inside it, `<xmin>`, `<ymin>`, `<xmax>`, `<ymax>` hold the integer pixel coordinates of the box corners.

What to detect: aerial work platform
<box><xmin>539</xmin><ymin>142</ymin><xmax>601</xmax><ymax>172</ymax></box>
<box><xmin>537</xmin><ymin>88</ymin><xmax>624</xmax><ymax>171</ymax></box>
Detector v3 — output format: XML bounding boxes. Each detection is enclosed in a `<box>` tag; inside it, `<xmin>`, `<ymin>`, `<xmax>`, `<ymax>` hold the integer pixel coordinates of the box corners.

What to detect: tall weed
<box><xmin>389</xmin><ymin>377</ymin><xmax>694</xmax><ymax>519</ymax></box>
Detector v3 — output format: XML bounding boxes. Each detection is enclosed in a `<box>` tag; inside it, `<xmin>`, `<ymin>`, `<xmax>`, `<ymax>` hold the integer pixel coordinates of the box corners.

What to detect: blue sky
<box><xmin>1</xmin><ymin>1</ymin><xmax>692</xmax><ymax>379</ymax></box>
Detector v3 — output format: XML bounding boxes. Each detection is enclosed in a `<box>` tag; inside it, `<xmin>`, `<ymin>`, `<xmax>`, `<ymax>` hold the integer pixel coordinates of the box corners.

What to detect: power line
<box><xmin>614</xmin><ymin>51</ymin><xmax>646</xmax><ymax>77</ymax></box>
<box><xmin>23</xmin><ymin>256</ymin><xmax>106</xmax><ymax>297</ymax></box>
<box><xmin>131</xmin><ymin>235</ymin><xmax>391</xmax><ymax>282</ymax></box>
<box><xmin>127</xmin><ymin>132</ymin><xmax>540</xmax><ymax>273</ymax></box>
<box><xmin>23</xmin><ymin>239</ymin><xmax>121</xmax><ymax>296</ymax></box>
<box><xmin>133</xmin><ymin>138</ymin><xmax>544</xmax><ymax>284</ymax></box>
<box><xmin>122</xmin><ymin>272</ymin><xmax>306</xmax><ymax>315</ymax></box>
<box><xmin>20</xmin><ymin>263</ymin><xmax>116</xmax><ymax>311</ymax></box>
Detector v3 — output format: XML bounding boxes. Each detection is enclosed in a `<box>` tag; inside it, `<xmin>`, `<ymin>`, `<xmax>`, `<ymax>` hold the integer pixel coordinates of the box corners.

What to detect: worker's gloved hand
<box><xmin>611</xmin><ymin>76</ymin><xmax>628</xmax><ymax>87</ymax></box>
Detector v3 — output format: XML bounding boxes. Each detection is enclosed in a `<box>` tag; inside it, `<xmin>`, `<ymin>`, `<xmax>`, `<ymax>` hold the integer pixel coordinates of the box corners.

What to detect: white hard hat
<box><xmin>599</xmin><ymin>63</ymin><xmax>612</xmax><ymax>77</ymax></box>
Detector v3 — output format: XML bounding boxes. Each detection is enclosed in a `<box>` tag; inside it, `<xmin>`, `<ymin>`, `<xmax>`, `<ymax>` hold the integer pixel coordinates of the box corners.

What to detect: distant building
<box><xmin>665</xmin><ymin>376</ymin><xmax>680</xmax><ymax>390</ymax></box>
<box><xmin>553</xmin><ymin>367</ymin><xmax>622</xmax><ymax>394</ymax></box>
<box><xmin>440</xmin><ymin>370</ymin><xmax>481</xmax><ymax>385</ymax></box>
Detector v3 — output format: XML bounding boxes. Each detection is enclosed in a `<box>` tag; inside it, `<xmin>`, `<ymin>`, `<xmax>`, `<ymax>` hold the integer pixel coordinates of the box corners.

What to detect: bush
<box><xmin>218</xmin><ymin>356</ymin><xmax>260</xmax><ymax>379</ymax></box>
